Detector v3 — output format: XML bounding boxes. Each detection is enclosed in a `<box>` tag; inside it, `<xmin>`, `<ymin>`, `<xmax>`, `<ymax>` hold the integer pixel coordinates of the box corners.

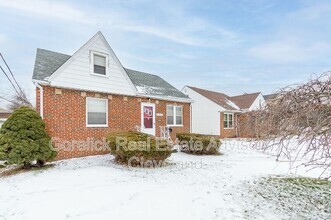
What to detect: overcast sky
<box><xmin>0</xmin><ymin>0</ymin><xmax>331</xmax><ymax>108</ymax></box>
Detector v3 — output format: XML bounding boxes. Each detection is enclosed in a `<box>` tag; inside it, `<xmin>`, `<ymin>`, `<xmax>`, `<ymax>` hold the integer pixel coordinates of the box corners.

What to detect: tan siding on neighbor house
<box><xmin>0</xmin><ymin>113</ymin><xmax>11</xmax><ymax>119</ymax></box>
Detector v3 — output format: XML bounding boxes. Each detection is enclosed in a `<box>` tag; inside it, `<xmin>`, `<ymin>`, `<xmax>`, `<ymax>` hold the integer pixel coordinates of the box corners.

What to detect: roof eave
<box><xmin>221</xmin><ymin>109</ymin><xmax>244</xmax><ymax>113</ymax></box>
<box><xmin>32</xmin><ymin>79</ymin><xmax>50</xmax><ymax>85</ymax></box>
<box><xmin>136</xmin><ymin>93</ymin><xmax>193</xmax><ymax>103</ymax></box>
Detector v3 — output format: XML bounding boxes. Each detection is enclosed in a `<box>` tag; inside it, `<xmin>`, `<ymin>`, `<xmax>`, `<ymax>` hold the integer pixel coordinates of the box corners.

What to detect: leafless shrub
<box><xmin>0</xmin><ymin>52</ymin><xmax>33</xmax><ymax>111</ymax></box>
<box><xmin>243</xmin><ymin>72</ymin><xmax>331</xmax><ymax>179</ymax></box>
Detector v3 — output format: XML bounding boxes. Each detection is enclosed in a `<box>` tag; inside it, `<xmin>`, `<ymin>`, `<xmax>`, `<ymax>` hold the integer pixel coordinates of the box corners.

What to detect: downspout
<box><xmin>218</xmin><ymin>111</ymin><xmax>221</xmax><ymax>137</ymax></box>
<box><xmin>236</xmin><ymin>114</ymin><xmax>238</xmax><ymax>137</ymax></box>
<box><xmin>34</xmin><ymin>83</ymin><xmax>43</xmax><ymax>119</ymax></box>
<box><xmin>190</xmin><ymin>104</ymin><xmax>192</xmax><ymax>133</ymax></box>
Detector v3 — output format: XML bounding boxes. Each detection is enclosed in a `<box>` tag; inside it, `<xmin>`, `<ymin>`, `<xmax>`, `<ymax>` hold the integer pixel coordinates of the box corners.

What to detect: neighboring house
<box><xmin>32</xmin><ymin>31</ymin><xmax>192</xmax><ymax>160</ymax></box>
<box><xmin>0</xmin><ymin>108</ymin><xmax>12</xmax><ymax>128</ymax></box>
<box><xmin>182</xmin><ymin>86</ymin><xmax>265</xmax><ymax>138</ymax></box>
<box><xmin>263</xmin><ymin>93</ymin><xmax>278</xmax><ymax>102</ymax></box>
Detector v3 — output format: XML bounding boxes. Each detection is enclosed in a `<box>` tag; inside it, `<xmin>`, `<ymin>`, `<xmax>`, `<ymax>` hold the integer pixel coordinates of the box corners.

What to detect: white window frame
<box><xmin>223</xmin><ymin>112</ymin><xmax>234</xmax><ymax>129</ymax></box>
<box><xmin>166</xmin><ymin>105</ymin><xmax>183</xmax><ymax>127</ymax></box>
<box><xmin>86</xmin><ymin>97</ymin><xmax>108</xmax><ymax>127</ymax></box>
<box><xmin>90</xmin><ymin>51</ymin><xmax>109</xmax><ymax>77</ymax></box>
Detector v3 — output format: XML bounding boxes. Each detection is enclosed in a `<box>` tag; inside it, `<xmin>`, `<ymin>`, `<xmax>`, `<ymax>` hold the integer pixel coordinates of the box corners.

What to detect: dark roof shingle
<box><xmin>32</xmin><ymin>48</ymin><xmax>70</xmax><ymax>81</ymax></box>
<box><xmin>32</xmin><ymin>49</ymin><xmax>189</xmax><ymax>100</ymax></box>
<box><xmin>263</xmin><ymin>93</ymin><xmax>278</xmax><ymax>100</ymax></box>
<box><xmin>188</xmin><ymin>86</ymin><xmax>261</xmax><ymax>110</ymax></box>
<box><xmin>187</xmin><ymin>86</ymin><xmax>239</xmax><ymax>110</ymax></box>
<box><xmin>125</xmin><ymin>68</ymin><xmax>189</xmax><ymax>99</ymax></box>
<box><xmin>228</xmin><ymin>92</ymin><xmax>260</xmax><ymax>109</ymax></box>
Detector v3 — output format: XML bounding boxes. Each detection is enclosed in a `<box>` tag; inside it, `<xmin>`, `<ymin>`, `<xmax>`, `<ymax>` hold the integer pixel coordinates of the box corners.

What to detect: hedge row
<box><xmin>176</xmin><ymin>133</ymin><xmax>221</xmax><ymax>155</ymax></box>
<box><xmin>107</xmin><ymin>131</ymin><xmax>173</xmax><ymax>167</ymax></box>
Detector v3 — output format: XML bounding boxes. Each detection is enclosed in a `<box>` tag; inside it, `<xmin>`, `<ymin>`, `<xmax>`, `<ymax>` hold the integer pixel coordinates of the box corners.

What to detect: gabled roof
<box><xmin>229</xmin><ymin>92</ymin><xmax>260</xmax><ymax>109</ymax></box>
<box><xmin>187</xmin><ymin>86</ymin><xmax>239</xmax><ymax>110</ymax></box>
<box><xmin>32</xmin><ymin>48</ymin><xmax>188</xmax><ymax>100</ymax></box>
<box><xmin>0</xmin><ymin>108</ymin><xmax>11</xmax><ymax>113</ymax></box>
<box><xmin>264</xmin><ymin>93</ymin><xmax>278</xmax><ymax>101</ymax></box>
<box><xmin>125</xmin><ymin>68</ymin><xmax>189</xmax><ymax>99</ymax></box>
<box><xmin>187</xmin><ymin>86</ymin><xmax>262</xmax><ymax>110</ymax></box>
<box><xmin>33</xmin><ymin>49</ymin><xmax>70</xmax><ymax>81</ymax></box>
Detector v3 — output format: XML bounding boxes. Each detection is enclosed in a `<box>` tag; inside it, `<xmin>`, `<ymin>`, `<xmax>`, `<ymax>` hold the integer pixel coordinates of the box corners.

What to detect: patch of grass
<box><xmin>273</xmin><ymin>176</ymin><xmax>331</xmax><ymax>185</ymax></box>
<box><xmin>246</xmin><ymin>176</ymin><xmax>331</xmax><ymax>219</ymax></box>
<box><xmin>183</xmin><ymin>150</ymin><xmax>223</xmax><ymax>156</ymax></box>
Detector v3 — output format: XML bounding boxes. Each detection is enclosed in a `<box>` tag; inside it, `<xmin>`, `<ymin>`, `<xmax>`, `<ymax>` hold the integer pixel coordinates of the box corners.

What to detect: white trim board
<box><xmin>141</xmin><ymin>102</ymin><xmax>156</xmax><ymax>136</ymax></box>
<box><xmin>86</xmin><ymin>97</ymin><xmax>109</xmax><ymax>128</ymax></box>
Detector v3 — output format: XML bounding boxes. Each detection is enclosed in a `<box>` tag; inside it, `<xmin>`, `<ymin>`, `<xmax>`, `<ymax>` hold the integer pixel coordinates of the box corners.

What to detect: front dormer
<box><xmin>32</xmin><ymin>31</ymin><xmax>192</xmax><ymax>103</ymax></box>
<box><xmin>90</xmin><ymin>51</ymin><xmax>109</xmax><ymax>77</ymax></box>
<box><xmin>45</xmin><ymin>32</ymin><xmax>137</xmax><ymax>96</ymax></box>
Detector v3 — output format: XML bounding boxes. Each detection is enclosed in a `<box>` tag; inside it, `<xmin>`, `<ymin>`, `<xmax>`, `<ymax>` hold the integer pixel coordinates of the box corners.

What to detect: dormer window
<box><xmin>94</xmin><ymin>54</ymin><xmax>106</xmax><ymax>74</ymax></box>
<box><xmin>90</xmin><ymin>51</ymin><xmax>108</xmax><ymax>77</ymax></box>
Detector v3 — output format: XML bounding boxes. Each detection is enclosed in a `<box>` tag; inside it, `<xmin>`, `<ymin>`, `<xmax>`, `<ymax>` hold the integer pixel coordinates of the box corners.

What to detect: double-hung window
<box><xmin>223</xmin><ymin>113</ymin><xmax>234</xmax><ymax>129</ymax></box>
<box><xmin>91</xmin><ymin>51</ymin><xmax>108</xmax><ymax>76</ymax></box>
<box><xmin>167</xmin><ymin>105</ymin><xmax>183</xmax><ymax>126</ymax></box>
<box><xmin>86</xmin><ymin>98</ymin><xmax>108</xmax><ymax>127</ymax></box>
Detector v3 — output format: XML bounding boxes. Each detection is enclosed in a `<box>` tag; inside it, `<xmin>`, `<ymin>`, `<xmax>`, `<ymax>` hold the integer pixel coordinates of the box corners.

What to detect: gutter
<box><xmin>34</xmin><ymin>82</ymin><xmax>44</xmax><ymax>119</ymax></box>
<box><xmin>32</xmin><ymin>79</ymin><xmax>50</xmax><ymax>85</ymax></box>
<box><xmin>30</xmin><ymin>83</ymin><xmax>193</xmax><ymax>104</ymax></box>
<box><xmin>136</xmin><ymin>93</ymin><xmax>194</xmax><ymax>103</ymax></box>
<box><xmin>190</xmin><ymin>104</ymin><xmax>193</xmax><ymax>133</ymax></box>
<box><xmin>221</xmin><ymin>109</ymin><xmax>244</xmax><ymax>113</ymax></box>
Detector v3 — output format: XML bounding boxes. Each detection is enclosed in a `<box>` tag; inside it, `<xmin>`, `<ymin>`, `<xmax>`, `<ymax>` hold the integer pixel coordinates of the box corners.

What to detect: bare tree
<box><xmin>7</xmin><ymin>90</ymin><xmax>33</xmax><ymax>111</ymax></box>
<box><xmin>0</xmin><ymin>53</ymin><xmax>33</xmax><ymax>110</ymax></box>
<box><xmin>241</xmin><ymin>72</ymin><xmax>331</xmax><ymax>179</ymax></box>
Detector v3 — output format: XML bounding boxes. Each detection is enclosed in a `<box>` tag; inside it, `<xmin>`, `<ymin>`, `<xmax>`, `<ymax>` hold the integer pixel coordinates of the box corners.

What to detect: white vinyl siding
<box><xmin>86</xmin><ymin>98</ymin><xmax>108</xmax><ymax>127</ymax></box>
<box><xmin>50</xmin><ymin>35</ymin><xmax>135</xmax><ymax>96</ymax></box>
<box><xmin>167</xmin><ymin>105</ymin><xmax>183</xmax><ymax>126</ymax></box>
<box><xmin>182</xmin><ymin>86</ymin><xmax>224</xmax><ymax>136</ymax></box>
<box><xmin>249</xmin><ymin>93</ymin><xmax>265</xmax><ymax>111</ymax></box>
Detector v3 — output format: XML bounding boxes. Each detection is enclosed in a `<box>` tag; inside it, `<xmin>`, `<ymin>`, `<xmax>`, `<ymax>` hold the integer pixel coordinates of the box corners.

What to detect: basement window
<box><xmin>224</xmin><ymin>113</ymin><xmax>233</xmax><ymax>129</ymax></box>
<box><xmin>90</xmin><ymin>51</ymin><xmax>108</xmax><ymax>76</ymax></box>
<box><xmin>167</xmin><ymin>105</ymin><xmax>183</xmax><ymax>126</ymax></box>
<box><xmin>86</xmin><ymin>97</ymin><xmax>108</xmax><ymax>127</ymax></box>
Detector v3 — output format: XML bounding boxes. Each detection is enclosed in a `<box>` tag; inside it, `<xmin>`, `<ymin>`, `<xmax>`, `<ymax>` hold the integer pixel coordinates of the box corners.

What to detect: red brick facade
<box><xmin>237</xmin><ymin>113</ymin><xmax>257</xmax><ymax>138</ymax></box>
<box><xmin>37</xmin><ymin>86</ymin><xmax>190</xmax><ymax>160</ymax></box>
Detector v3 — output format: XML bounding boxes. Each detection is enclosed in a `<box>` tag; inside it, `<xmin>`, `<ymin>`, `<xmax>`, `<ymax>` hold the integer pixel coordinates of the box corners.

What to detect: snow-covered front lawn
<box><xmin>0</xmin><ymin>140</ymin><xmax>329</xmax><ymax>220</ymax></box>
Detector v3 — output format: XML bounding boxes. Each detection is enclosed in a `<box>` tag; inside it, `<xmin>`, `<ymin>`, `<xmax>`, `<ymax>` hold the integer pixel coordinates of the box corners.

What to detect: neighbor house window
<box><xmin>223</xmin><ymin>113</ymin><xmax>234</xmax><ymax>129</ymax></box>
<box><xmin>91</xmin><ymin>51</ymin><xmax>108</xmax><ymax>76</ymax></box>
<box><xmin>86</xmin><ymin>98</ymin><xmax>108</xmax><ymax>127</ymax></box>
<box><xmin>167</xmin><ymin>105</ymin><xmax>183</xmax><ymax>126</ymax></box>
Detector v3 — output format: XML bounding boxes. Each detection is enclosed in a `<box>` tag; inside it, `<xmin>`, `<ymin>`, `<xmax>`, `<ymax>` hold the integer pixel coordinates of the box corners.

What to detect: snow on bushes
<box><xmin>176</xmin><ymin>133</ymin><xmax>221</xmax><ymax>155</ymax></box>
<box><xmin>0</xmin><ymin>106</ymin><xmax>57</xmax><ymax>168</ymax></box>
<box><xmin>107</xmin><ymin>131</ymin><xmax>173</xmax><ymax>167</ymax></box>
